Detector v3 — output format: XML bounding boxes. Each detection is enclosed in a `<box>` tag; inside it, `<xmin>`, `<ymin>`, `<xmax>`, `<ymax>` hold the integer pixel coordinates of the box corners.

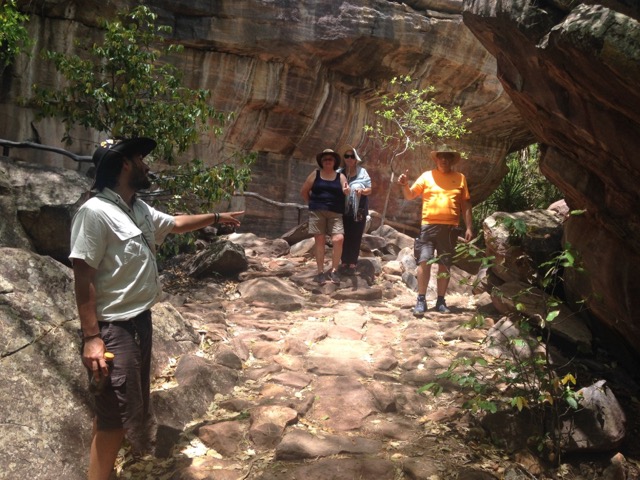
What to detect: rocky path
<box><xmin>114</xmin><ymin>239</ymin><xmax>639</xmax><ymax>480</ymax></box>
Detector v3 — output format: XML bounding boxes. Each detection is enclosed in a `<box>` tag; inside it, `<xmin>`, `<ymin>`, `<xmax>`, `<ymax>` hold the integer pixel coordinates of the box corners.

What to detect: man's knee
<box><xmin>437</xmin><ymin>262</ymin><xmax>451</xmax><ymax>272</ymax></box>
<box><xmin>416</xmin><ymin>261</ymin><xmax>430</xmax><ymax>274</ymax></box>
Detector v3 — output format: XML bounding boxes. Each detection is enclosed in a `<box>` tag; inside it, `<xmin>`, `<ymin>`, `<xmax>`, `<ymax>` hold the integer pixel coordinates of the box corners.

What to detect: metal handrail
<box><xmin>0</xmin><ymin>138</ymin><xmax>419</xmax><ymax>233</ymax></box>
<box><xmin>0</xmin><ymin>138</ymin><xmax>92</xmax><ymax>163</ymax></box>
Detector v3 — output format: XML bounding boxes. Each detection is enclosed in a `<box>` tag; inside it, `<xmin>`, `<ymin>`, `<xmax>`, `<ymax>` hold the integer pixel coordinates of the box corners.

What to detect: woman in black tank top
<box><xmin>300</xmin><ymin>149</ymin><xmax>350</xmax><ymax>285</ymax></box>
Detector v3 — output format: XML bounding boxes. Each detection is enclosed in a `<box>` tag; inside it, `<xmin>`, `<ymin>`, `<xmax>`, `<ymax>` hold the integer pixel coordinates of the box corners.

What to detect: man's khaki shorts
<box><xmin>308</xmin><ymin>210</ymin><xmax>344</xmax><ymax>236</ymax></box>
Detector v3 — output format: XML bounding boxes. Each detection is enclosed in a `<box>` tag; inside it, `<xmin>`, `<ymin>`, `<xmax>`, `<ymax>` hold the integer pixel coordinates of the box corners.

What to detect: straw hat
<box><xmin>315</xmin><ymin>148</ymin><xmax>342</xmax><ymax>168</ymax></box>
<box><xmin>340</xmin><ymin>144</ymin><xmax>362</xmax><ymax>163</ymax></box>
<box><xmin>430</xmin><ymin>144</ymin><xmax>461</xmax><ymax>164</ymax></box>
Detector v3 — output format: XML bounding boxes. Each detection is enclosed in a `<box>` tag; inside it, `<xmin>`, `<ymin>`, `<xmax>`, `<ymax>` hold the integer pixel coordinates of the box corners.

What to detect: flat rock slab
<box><xmin>275</xmin><ymin>428</ymin><xmax>381</xmax><ymax>460</ymax></box>
<box><xmin>237</xmin><ymin>277</ymin><xmax>306</xmax><ymax>311</ymax></box>
<box><xmin>270</xmin><ymin>371</ymin><xmax>313</xmax><ymax>389</ymax></box>
<box><xmin>305</xmin><ymin>376</ymin><xmax>378</xmax><ymax>431</ymax></box>
<box><xmin>249</xmin><ymin>405</ymin><xmax>298</xmax><ymax>449</ymax></box>
<box><xmin>258</xmin><ymin>457</ymin><xmax>397</xmax><ymax>480</ymax></box>
<box><xmin>311</xmin><ymin>337</ymin><xmax>371</xmax><ymax>359</ymax></box>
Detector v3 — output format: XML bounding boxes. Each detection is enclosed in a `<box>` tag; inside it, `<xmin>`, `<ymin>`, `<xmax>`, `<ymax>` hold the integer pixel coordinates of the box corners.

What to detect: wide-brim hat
<box><xmin>340</xmin><ymin>144</ymin><xmax>362</xmax><ymax>163</ymax></box>
<box><xmin>91</xmin><ymin>137</ymin><xmax>157</xmax><ymax>188</ymax></box>
<box><xmin>430</xmin><ymin>144</ymin><xmax>461</xmax><ymax>164</ymax></box>
<box><xmin>316</xmin><ymin>148</ymin><xmax>341</xmax><ymax>168</ymax></box>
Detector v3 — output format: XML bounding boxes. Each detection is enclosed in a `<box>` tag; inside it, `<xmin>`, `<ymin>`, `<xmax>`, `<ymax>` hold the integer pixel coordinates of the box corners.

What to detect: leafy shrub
<box><xmin>0</xmin><ymin>0</ymin><xmax>32</xmax><ymax>72</ymax></box>
<box><xmin>30</xmin><ymin>6</ymin><xmax>224</xmax><ymax>163</ymax></box>
<box><xmin>473</xmin><ymin>144</ymin><xmax>562</xmax><ymax>235</ymax></box>
<box><xmin>421</xmin><ymin>242</ymin><xmax>585</xmax><ymax>464</ymax></box>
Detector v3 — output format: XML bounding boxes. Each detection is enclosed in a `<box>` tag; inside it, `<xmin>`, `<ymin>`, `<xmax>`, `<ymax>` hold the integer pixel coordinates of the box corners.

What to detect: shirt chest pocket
<box><xmin>111</xmin><ymin>223</ymin><xmax>150</xmax><ymax>263</ymax></box>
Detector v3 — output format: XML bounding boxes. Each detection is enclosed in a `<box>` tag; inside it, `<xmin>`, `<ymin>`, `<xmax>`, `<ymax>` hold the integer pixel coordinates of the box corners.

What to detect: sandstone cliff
<box><xmin>2</xmin><ymin>0</ymin><xmax>529</xmax><ymax>236</ymax></box>
<box><xmin>463</xmin><ymin>0</ymin><xmax>640</xmax><ymax>360</ymax></box>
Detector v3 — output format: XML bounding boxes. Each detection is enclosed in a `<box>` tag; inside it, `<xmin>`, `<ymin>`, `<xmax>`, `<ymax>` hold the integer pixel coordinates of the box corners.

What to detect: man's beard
<box><xmin>131</xmin><ymin>168</ymin><xmax>152</xmax><ymax>191</ymax></box>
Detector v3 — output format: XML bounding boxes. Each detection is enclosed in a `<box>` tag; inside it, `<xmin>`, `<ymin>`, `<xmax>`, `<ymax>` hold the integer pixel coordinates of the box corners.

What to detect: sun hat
<box><xmin>92</xmin><ymin>137</ymin><xmax>156</xmax><ymax>166</ymax></box>
<box><xmin>91</xmin><ymin>137</ymin><xmax>157</xmax><ymax>189</ymax></box>
<box><xmin>315</xmin><ymin>148</ymin><xmax>342</xmax><ymax>168</ymax></box>
<box><xmin>341</xmin><ymin>144</ymin><xmax>362</xmax><ymax>163</ymax></box>
<box><xmin>430</xmin><ymin>144</ymin><xmax>461</xmax><ymax>164</ymax></box>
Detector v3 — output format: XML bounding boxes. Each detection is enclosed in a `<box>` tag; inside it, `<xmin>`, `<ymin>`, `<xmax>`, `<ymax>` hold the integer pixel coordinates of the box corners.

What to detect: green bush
<box><xmin>421</xmin><ymin>242</ymin><xmax>585</xmax><ymax>464</ymax></box>
<box><xmin>31</xmin><ymin>6</ymin><xmax>224</xmax><ymax>162</ymax></box>
<box><xmin>0</xmin><ymin>0</ymin><xmax>32</xmax><ymax>72</ymax></box>
<box><xmin>473</xmin><ymin>144</ymin><xmax>562</xmax><ymax>234</ymax></box>
<box><xmin>30</xmin><ymin>5</ymin><xmax>255</xmax><ymax>257</ymax></box>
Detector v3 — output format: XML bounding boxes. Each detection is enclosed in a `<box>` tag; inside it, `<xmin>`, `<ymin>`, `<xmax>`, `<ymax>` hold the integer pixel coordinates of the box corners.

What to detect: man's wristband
<box><xmin>83</xmin><ymin>332</ymin><xmax>101</xmax><ymax>341</ymax></box>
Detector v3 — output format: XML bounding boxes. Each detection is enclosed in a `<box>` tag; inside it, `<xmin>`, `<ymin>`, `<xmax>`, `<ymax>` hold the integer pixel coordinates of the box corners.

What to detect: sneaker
<box><xmin>413</xmin><ymin>297</ymin><xmax>427</xmax><ymax>317</ymax></box>
<box><xmin>435</xmin><ymin>301</ymin><xmax>450</xmax><ymax>314</ymax></box>
<box><xmin>328</xmin><ymin>269</ymin><xmax>341</xmax><ymax>284</ymax></box>
<box><xmin>314</xmin><ymin>273</ymin><xmax>326</xmax><ymax>285</ymax></box>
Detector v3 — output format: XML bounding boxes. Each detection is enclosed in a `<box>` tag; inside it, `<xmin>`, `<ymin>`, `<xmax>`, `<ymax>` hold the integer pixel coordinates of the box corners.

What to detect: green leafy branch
<box><xmin>420</xmin><ymin>243</ymin><xmax>586</xmax><ymax>463</ymax></box>
<box><xmin>30</xmin><ymin>5</ymin><xmax>225</xmax><ymax>162</ymax></box>
<box><xmin>153</xmin><ymin>152</ymin><xmax>255</xmax><ymax>215</ymax></box>
<box><xmin>364</xmin><ymin>75</ymin><xmax>471</xmax><ymax>224</ymax></box>
<box><xmin>0</xmin><ymin>0</ymin><xmax>32</xmax><ymax>72</ymax></box>
<box><xmin>365</xmin><ymin>75</ymin><xmax>470</xmax><ymax>158</ymax></box>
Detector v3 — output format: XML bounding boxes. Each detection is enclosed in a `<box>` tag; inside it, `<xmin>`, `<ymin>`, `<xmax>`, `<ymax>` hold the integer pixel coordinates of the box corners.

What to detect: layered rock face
<box><xmin>463</xmin><ymin>1</ymin><xmax>640</xmax><ymax>358</ymax></box>
<box><xmin>2</xmin><ymin>0</ymin><xmax>530</xmax><ymax>235</ymax></box>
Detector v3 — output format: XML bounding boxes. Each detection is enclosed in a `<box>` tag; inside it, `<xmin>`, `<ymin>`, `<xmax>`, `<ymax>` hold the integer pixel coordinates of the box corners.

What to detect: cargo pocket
<box><xmin>110</xmin><ymin>373</ymin><xmax>127</xmax><ymax>394</ymax></box>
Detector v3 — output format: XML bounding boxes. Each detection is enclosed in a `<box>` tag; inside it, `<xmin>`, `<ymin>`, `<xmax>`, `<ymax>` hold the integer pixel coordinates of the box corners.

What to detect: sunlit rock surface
<box><xmin>2</xmin><ymin>0</ymin><xmax>530</xmax><ymax>235</ymax></box>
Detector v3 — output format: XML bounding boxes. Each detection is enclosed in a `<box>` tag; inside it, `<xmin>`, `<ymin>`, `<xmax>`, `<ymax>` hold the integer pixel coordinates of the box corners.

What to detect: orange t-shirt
<box><xmin>410</xmin><ymin>170</ymin><xmax>470</xmax><ymax>226</ymax></box>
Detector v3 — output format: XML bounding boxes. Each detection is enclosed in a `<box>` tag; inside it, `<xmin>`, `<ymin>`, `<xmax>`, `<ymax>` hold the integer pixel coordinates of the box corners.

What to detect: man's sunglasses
<box><xmin>344</xmin><ymin>154</ymin><xmax>356</xmax><ymax>158</ymax></box>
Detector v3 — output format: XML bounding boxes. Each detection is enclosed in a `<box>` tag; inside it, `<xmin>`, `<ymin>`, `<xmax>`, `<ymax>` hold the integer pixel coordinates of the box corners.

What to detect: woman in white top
<box><xmin>338</xmin><ymin>145</ymin><xmax>372</xmax><ymax>274</ymax></box>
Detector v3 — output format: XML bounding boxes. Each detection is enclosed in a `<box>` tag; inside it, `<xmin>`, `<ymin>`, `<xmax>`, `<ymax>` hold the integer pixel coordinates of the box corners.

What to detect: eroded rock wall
<box><xmin>2</xmin><ymin>0</ymin><xmax>530</xmax><ymax>235</ymax></box>
<box><xmin>463</xmin><ymin>0</ymin><xmax>640</xmax><ymax>358</ymax></box>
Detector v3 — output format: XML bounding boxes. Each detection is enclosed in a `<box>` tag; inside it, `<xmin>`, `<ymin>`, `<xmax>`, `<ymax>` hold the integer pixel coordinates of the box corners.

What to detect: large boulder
<box><xmin>0</xmin><ymin>157</ymin><xmax>90</xmax><ymax>263</ymax></box>
<box><xmin>463</xmin><ymin>0</ymin><xmax>640</xmax><ymax>360</ymax></box>
<box><xmin>560</xmin><ymin>380</ymin><xmax>626</xmax><ymax>453</ymax></box>
<box><xmin>152</xmin><ymin>354</ymin><xmax>239</xmax><ymax>457</ymax></box>
<box><xmin>481</xmin><ymin>380</ymin><xmax>627</xmax><ymax>455</ymax></box>
<box><xmin>483</xmin><ymin>209</ymin><xmax>564</xmax><ymax>286</ymax></box>
<box><xmin>0</xmin><ymin>247</ymin><xmax>201</xmax><ymax>479</ymax></box>
<box><xmin>0</xmin><ymin>248</ymin><xmax>87</xmax><ymax>480</ymax></box>
<box><xmin>491</xmin><ymin>281</ymin><xmax>592</xmax><ymax>352</ymax></box>
<box><xmin>184</xmin><ymin>239</ymin><xmax>249</xmax><ymax>278</ymax></box>
<box><xmin>563</xmin><ymin>214</ymin><xmax>640</xmax><ymax>363</ymax></box>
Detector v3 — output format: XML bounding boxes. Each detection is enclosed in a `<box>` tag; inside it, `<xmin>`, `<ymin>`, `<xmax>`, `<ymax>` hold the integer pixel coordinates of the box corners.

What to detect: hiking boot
<box><xmin>435</xmin><ymin>300</ymin><xmax>450</xmax><ymax>314</ymax></box>
<box><xmin>314</xmin><ymin>273</ymin><xmax>327</xmax><ymax>285</ymax></box>
<box><xmin>328</xmin><ymin>269</ymin><xmax>341</xmax><ymax>284</ymax></box>
<box><xmin>413</xmin><ymin>296</ymin><xmax>427</xmax><ymax>317</ymax></box>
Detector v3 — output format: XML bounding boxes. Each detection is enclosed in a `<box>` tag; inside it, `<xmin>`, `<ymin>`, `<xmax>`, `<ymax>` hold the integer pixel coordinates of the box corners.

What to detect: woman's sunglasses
<box><xmin>344</xmin><ymin>153</ymin><xmax>356</xmax><ymax>158</ymax></box>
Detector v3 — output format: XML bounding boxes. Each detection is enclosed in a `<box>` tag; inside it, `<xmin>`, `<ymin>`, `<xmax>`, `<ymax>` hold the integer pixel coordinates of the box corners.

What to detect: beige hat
<box><xmin>340</xmin><ymin>144</ymin><xmax>362</xmax><ymax>163</ymax></box>
<box><xmin>316</xmin><ymin>148</ymin><xmax>341</xmax><ymax>168</ymax></box>
<box><xmin>430</xmin><ymin>144</ymin><xmax>461</xmax><ymax>164</ymax></box>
